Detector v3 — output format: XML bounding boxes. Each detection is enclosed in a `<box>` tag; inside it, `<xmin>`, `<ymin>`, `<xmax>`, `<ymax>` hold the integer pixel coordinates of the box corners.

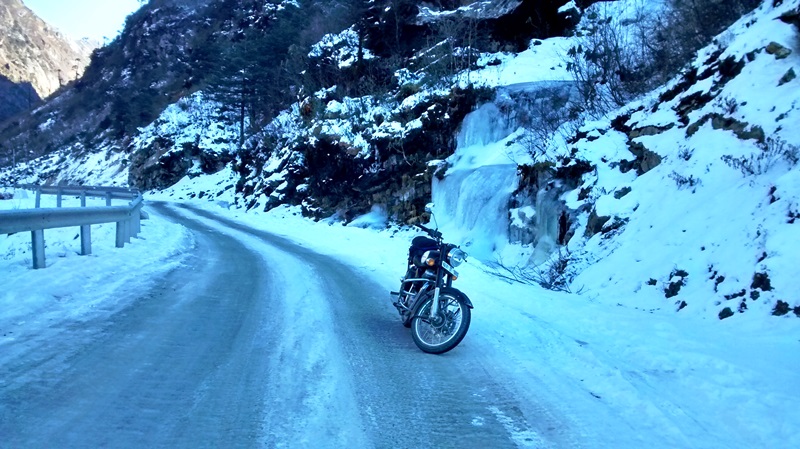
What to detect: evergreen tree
<box><xmin>205</xmin><ymin>29</ymin><xmax>260</xmax><ymax>147</ymax></box>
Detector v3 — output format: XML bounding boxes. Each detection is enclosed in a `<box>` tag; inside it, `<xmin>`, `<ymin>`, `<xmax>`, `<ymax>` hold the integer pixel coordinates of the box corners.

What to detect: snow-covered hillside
<box><xmin>2</xmin><ymin>0</ymin><xmax>798</xmax><ymax>322</ymax></box>
<box><xmin>358</xmin><ymin>0</ymin><xmax>799</xmax><ymax>321</ymax></box>
<box><xmin>560</xmin><ymin>0</ymin><xmax>800</xmax><ymax>320</ymax></box>
<box><xmin>418</xmin><ymin>0</ymin><xmax>800</xmax><ymax>321</ymax></box>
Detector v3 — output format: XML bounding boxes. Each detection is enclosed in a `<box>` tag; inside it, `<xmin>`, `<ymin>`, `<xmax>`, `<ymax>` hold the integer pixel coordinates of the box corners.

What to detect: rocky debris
<box><xmin>665</xmin><ymin>54</ymin><xmax>746</xmax><ymax>124</ymax></box>
<box><xmin>665</xmin><ymin>269</ymin><xmax>689</xmax><ymax>299</ymax></box>
<box><xmin>719</xmin><ymin>307</ymin><xmax>735</xmax><ymax>320</ymax></box>
<box><xmin>675</xmin><ymin>91</ymin><xmax>716</xmax><ymax>122</ymax></box>
<box><xmin>751</xmin><ymin>272</ymin><xmax>773</xmax><ymax>291</ymax></box>
<box><xmin>628</xmin><ymin>124</ymin><xmax>674</xmax><ymax>139</ymax></box>
<box><xmin>128</xmin><ymin>137</ymin><xmax>234</xmax><ymax>191</ymax></box>
<box><xmin>128</xmin><ymin>138</ymin><xmax>190</xmax><ymax>191</ymax></box>
<box><xmin>584</xmin><ymin>209</ymin><xmax>610</xmax><ymax>238</ymax></box>
<box><xmin>614</xmin><ymin>186</ymin><xmax>632</xmax><ymax>199</ymax></box>
<box><xmin>772</xmin><ymin>300</ymin><xmax>800</xmax><ymax>317</ymax></box>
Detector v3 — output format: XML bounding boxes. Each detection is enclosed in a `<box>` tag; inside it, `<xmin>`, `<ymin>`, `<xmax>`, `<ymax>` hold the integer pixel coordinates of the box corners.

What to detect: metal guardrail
<box><xmin>0</xmin><ymin>185</ymin><xmax>144</xmax><ymax>269</ymax></box>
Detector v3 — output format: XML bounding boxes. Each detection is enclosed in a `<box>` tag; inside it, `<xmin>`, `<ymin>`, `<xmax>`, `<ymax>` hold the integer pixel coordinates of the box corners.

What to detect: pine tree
<box><xmin>204</xmin><ymin>26</ymin><xmax>271</xmax><ymax>147</ymax></box>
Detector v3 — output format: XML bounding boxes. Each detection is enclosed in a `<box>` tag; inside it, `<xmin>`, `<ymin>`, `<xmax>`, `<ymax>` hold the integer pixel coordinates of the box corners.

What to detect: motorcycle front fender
<box><xmin>416</xmin><ymin>286</ymin><xmax>473</xmax><ymax>310</ymax></box>
<box><xmin>442</xmin><ymin>287</ymin><xmax>474</xmax><ymax>309</ymax></box>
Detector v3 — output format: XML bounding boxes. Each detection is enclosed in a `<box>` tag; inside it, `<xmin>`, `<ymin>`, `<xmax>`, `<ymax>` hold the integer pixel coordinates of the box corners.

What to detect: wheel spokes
<box><xmin>415</xmin><ymin>298</ymin><xmax>463</xmax><ymax>346</ymax></box>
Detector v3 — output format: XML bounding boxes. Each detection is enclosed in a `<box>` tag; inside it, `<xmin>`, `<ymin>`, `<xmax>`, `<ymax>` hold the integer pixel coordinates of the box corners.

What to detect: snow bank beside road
<box><xmin>0</xmin><ymin>189</ymin><xmax>192</xmax><ymax>361</ymax></box>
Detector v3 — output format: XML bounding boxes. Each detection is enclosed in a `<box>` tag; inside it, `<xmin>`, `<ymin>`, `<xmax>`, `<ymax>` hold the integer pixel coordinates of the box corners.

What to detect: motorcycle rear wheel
<box><xmin>410</xmin><ymin>292</ymin><xmax>470</xmax><ymax>354</ymax></box>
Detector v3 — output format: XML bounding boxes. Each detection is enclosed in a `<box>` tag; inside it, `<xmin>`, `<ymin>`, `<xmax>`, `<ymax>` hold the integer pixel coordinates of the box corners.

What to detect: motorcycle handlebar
<box><xmin>415</xmin><ymin>223</ymin><xmax>442</xmax><ymax>240</ymax></box>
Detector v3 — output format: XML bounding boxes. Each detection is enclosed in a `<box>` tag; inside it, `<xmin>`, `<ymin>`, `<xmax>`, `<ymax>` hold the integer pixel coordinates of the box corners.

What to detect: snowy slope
<box><xmin>415</xmin><ymin>0</ymin><xmax>800</xmax><ymax>321</ymax></box>
<box><xmin>560</xmin><ymin>0</ymin><xmax>800</xmax><ymax>320</ymax></box>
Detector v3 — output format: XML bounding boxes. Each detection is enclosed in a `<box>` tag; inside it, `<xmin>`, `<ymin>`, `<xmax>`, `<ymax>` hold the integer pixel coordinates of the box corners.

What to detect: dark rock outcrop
<box><xmin>368</xmin><ymin>1</ymin><xmax>584</xmax><ymax>59</ymax></box>
<box><xmin>778</xmin><ymin>6</ymin><xmax>800</xmax><ymax>30</ymax></box>
<box><xmin>622</xmin><ymin>141</ymin><xmax>662</xmax><ymax>175</ymax></box>
<box><xmin>0</xmin><ymin>75</ymin><xmax>40</xmax><ymax>123</ymax></box>
<box><xmin>241</xmin><ymin>86</ymin><xmax>492</xmax><ymax>223</ymax></box>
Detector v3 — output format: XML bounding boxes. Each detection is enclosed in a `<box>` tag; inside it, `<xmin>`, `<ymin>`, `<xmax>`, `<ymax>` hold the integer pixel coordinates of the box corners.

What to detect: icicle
<box><xmin>531</xmin><ymin>184</ymin><xmax>562</xmax><ymax>265</ymax></box>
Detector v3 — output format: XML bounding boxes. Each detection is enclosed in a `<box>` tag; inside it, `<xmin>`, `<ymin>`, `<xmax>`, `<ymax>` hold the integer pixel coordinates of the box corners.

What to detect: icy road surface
<box><xmin>0</xmin><ymin>203</ymin><xmax>570</xmax><ymax>448</ymax></box>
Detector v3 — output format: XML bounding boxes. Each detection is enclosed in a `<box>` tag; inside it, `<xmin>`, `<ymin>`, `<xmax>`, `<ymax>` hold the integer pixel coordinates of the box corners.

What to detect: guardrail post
<box><xmin>116</xmin><ymin>221</ymin><xmax>126</xmax><ymax>248</ymax></box>
<box><xmin>130</xmin><ymin>215</ymin><xmax>137</xmax><ymax>238</ymax></box>
<box><xmin>57</xmin><ymin>188</ymin><xmax>62</xmax><ymax>207</ymax></box>
<box><xmin>35</xmin><ymin>189</ymin><xmax>41</xmax><ymax>208</ymax></box>
<box><xmin>79</xmin><ymin>191</ymin><xmax>91</xmax><ymax>254</ymax></box>
<box><xmin>80</xmin><ymin>225</ymin><xmax>92</xmax><ymax>255</ymax></box>
<box><xmin>106</xmin><ymin>192</ymin><xmax>112</xmax><ymax>206</ymax></box>
<box><xmin>125</xmin><ymin>219</ymin><xmax>132</xmax><ymax>244</ymax></box>
<box><xmin>134</xmin><ymin>208</ymin><xmax>142</xmax><ymax>236</ymax></box>
<box><xmin>31</xmin><ymin>229</ymin><xmax>45</xmax><ymax>269</ymax></box>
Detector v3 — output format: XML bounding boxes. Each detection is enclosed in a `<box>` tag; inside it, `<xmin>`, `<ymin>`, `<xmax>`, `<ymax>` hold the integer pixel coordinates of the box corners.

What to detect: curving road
<box><xmin>0</xmin><ymin>203</ymin><xmax>573</xmax><ymax>448</ymax></box>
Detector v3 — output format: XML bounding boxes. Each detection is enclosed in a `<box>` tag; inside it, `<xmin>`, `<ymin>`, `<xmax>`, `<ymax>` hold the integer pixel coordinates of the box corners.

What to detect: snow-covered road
<box><xmin>0</xmin><ymin>203</ymin><xmax>566</xmax><ymax>448</ymax></box>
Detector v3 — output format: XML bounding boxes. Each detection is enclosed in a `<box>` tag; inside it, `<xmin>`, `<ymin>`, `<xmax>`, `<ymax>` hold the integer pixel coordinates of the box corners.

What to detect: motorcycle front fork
<box><xmin>429</xmin><ymin>287</ymin><xmax>441</xmax><ymax>318</ymax></box>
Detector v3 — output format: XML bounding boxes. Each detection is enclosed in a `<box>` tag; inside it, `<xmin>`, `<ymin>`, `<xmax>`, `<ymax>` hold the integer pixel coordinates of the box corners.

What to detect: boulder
<box><xmin>765</xmin><ymin>41</ymin><xmax>792</xmax><ymax>59</ymax></box>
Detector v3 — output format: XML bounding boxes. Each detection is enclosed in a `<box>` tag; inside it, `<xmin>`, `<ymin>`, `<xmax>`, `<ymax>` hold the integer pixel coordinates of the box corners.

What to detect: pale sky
<box><xmin>22</xmin><ymin>0</ymin><xmax>142</xmax><ymax>43</ymax></box>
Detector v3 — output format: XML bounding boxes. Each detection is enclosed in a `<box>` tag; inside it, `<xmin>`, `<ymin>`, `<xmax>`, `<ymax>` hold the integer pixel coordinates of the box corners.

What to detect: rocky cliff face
<box><xmin>0</xmin><ymin>0</ymin><xmax>583</xmax><ymax>212</ymax></box>
<box><xmin>0</xmin><ymin>0</ymin><xmax>96</xmax><ymax>120</ymax></box>
<box><xmin>0</xmin><ymin>0</ymin><xmax>587</xmax><ymax>218</ymax></box>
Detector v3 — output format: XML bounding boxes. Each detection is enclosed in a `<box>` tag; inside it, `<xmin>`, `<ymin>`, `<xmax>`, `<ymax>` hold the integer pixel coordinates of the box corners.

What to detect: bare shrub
<box><xmin>678</xmin><ymin>146</ymin><xmax>694</xmax><ymax>161</ymax></box>
<box><xmin>567</xmin><ymin>0</ymin><xmax>761</xmax><ymax>117</ymax></box>
<box><xmin>566</xmin><ymin>1</ymin><xmax>664</xmax><ymax>116</ymax></box>
<box><xmin>652</xmin><ymin>0</ymin><xmax>762</xmax><ymax>74</ymax></box>
<box><xmin>417</xmin><ymin>14</ymin><xmax>480</xmax><ymax>86</ymax></box>
<box><xmin>722</xmin><ymin>137</ymin><xmax>800</xmax><ymax>176</ymax></box>
<box><xmin>516</xmin><ymin>86</ymin><xmax>581</xmax><ymax>160</ymax></box>
<box><xmin>669</xmin><ymin>171</ymin><xmax>701</xmax><ymax>189</ymax></box>
<box><xmin>484</xmin><ymin>249</ymin><xmax>578</xmax><ymax>293</ymax></box>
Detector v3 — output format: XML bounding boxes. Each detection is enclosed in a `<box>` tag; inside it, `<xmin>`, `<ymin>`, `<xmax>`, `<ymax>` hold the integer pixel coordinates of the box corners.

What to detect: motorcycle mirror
<box><xmin>424</xmin><ymin>203</ymin><xmax>434</xmax><ymax>214</ymax></box>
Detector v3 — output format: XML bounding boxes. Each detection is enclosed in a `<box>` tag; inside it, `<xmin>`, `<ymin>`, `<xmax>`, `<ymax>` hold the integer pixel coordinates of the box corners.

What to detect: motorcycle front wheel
<box><xmin>410</xmin><ymin>291</ymin><xmax>471</xmax><ymax>354</ymax></box>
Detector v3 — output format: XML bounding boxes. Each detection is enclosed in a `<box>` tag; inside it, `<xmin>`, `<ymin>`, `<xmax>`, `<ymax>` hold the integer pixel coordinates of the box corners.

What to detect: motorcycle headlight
<box><xmin>448</xmin><ymin>248</ymin><xmax>467</xmax><ymax>267</ymax></box>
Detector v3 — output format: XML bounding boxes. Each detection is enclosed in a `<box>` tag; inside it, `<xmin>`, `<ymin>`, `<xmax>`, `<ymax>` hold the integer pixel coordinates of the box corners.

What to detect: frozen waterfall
<box><xmin>432</xmin><ymin>102</ymin><xmax>518</xmax><ymax>262</ymax></box>
<box><xmin>432</xmin><ymin>88</ymin><xmax>573</xmax><ymax>265</ymax></box>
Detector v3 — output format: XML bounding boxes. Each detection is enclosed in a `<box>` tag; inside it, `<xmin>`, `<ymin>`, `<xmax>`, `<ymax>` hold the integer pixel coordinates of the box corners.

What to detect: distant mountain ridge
<box><xmin>0</xmin><ymin>0</ymin><xmax>96</xmax><ymax>120</ymax></box>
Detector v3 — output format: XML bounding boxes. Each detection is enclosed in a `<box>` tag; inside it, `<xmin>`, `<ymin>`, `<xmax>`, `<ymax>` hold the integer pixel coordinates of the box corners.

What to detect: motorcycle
<box><xmin>390</xmin><ymin>218</ymin><xmax>473</xmax><ymax>354</ymax></box>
